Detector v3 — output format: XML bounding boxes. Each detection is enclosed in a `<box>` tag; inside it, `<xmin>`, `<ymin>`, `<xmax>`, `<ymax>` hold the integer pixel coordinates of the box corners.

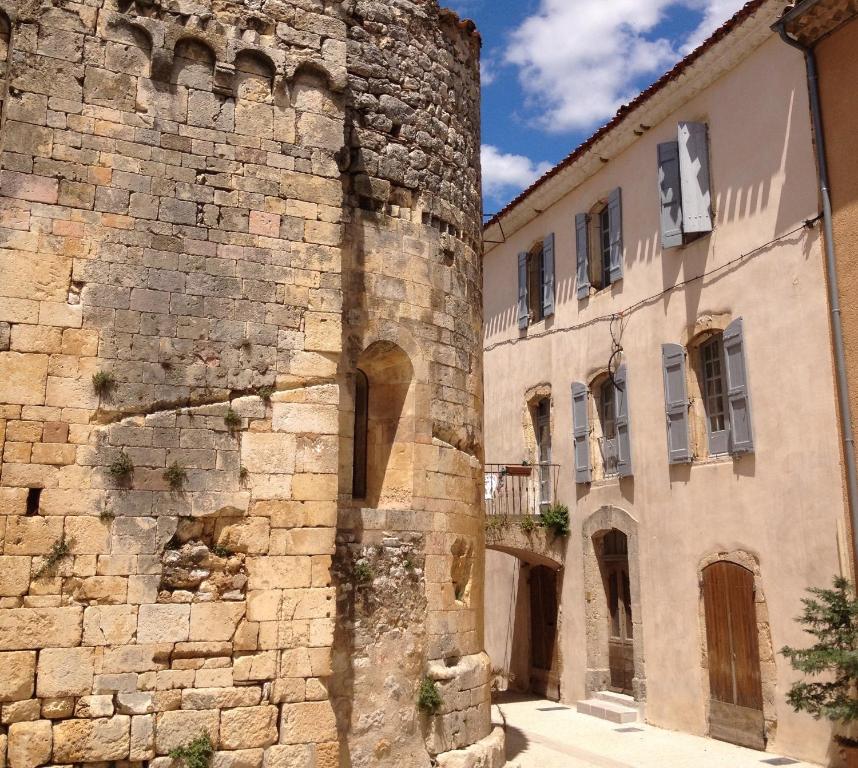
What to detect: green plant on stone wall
<box><xmin>34</xmin><ymin>535</ymin><xmax>70</xmax><ymax>579</ymax></box>
<box><xmin>169</xmin><ymin>733</ymin><xmax>214</xmax><ymax>768</ymax></box>
<box><xmin>108</xmin><ymin>450</ymin><xmax>134</xmax><ymax>481</ymax></box>
<box><xmin>91</xmin><ymin>370</ymin><xmax>116</xmax><ymax>398</ymax></box>
<box><xmin>782</xmin><ymin>577</ymin><xmax>858</xmax><ymax>726</ymax></box>
<box><xmin>539</xmin><ymin>504</ymin><xmax>570</xmax><ymax>537</ymax></box>
<box><xmin>164</xmin><ymin>462</ymin><xmax>187</xmax><ymax>491</ymax></box>
<box><xmin>354</xmin><ymin>561</ymin><xmax>373</xmax><ymax>585</ymax></box>
<box><xmin>256</xmin><ymin>385</ymin><xmax>275</xmax><ymax>402</ymax></box>
<box><xmin>519</xmin><ymin>515</ymin><xmax>536</xmax><ymax>533</ymax></box>
<box><xmin>417</xmin><ymin>677</ymin><xmax>442</xmax><ymax>715</ymax></box>
<box><xmin>224</xmin><ymin>409</ymin><xmax>241</xmax><ymax>431</ymax></box>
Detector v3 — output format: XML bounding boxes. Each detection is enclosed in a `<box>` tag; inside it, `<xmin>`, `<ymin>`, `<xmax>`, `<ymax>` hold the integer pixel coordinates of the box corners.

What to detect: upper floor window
<box><xmin>576</xmin><ymin>188</ymin><xmax>623</xmax><ymax>299</ymax></box>
<box><xmin>517</xmin><ymin>234</ymin><xmax>555</xmax><ymax>330</ymax></box>
<box><xmin>571</xmin><ymin>365</ymin><xmax>633</xmax><ymax>484</ymax></box>
<box><xmin>658</xmin><ymin>122</ymin><xmax>713</xmax><ymax>249</ymax></box>
<box><xmin>661</xmin><ymin>318</ymin><xmax>754</xmax><ymax>464</ymax></box>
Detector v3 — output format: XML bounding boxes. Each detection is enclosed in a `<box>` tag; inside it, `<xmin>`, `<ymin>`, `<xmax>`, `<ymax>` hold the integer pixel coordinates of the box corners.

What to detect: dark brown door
<box><xmin>702</xmin><ymin>562</ymin><xmax>765</xmax><ymax>750</ymax></box>
<box><xmin>529</xmin><ymin>566</ymin><xmax>559</xmax><ymax>699</ymax></box>
<box><xmin>607</xmin><ymin>562</ymin><xmax>634</xmax><ymax>694</ymax></box>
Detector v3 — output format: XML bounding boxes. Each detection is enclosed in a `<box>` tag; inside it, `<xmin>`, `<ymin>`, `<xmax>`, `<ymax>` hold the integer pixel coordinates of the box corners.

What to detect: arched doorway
<box><xmin>582</xmin><ymin>507</ymin><xmax>645</xmax><ymax>701</ymax></box>
<box><xmin>701</xmin><ymin>560</ymin><xmax>765</xmax><ymax>750</ymax></box>
<box><xmin>600</xmin><ymin>530</ymin><xmax>634</xmax><ymax>695</ymax></box>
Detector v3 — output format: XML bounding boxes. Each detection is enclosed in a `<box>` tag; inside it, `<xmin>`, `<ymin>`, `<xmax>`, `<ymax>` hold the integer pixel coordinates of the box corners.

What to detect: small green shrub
<box><xmin>34</xmin><ymin>535</ymin><xmax>70</xmax><ymax>579</ymax></box>
<box><xmin>417</xmin><ymin>677</ymin><xmax>442</xmax><ymax>714</ymax></box>
<box><xmin>92</xmin><ymin>370</ymin><xmax>116</xmax><ymax>398</ymax></box>
<box><xmin>211</xmin><ymin>544</ymin><xmax>232</xmax><ymax>558</ymax></box>
<box><xmin>539</xmin><ymin>504</ymin><xmax>570</xmax><ymax>537</ymax></box>
<box><xmin>169</xmin><ymin>733</ymin><xmax>214</xmax><ymax>768</ymax></box>
<box><xmin>256</xmin><ymin>385</ymin><xmax>275</xmax><ymax>402</ymax></box>
<box><xmin>108</xmin><ymin>450</ymin><xmax>134</xmax><ymax>480</ymax></box>
<box><xmin>224</xmin><ymin>409</ymin><xmax>241</xmax><ymax>431</ymax></box>
<box><xmin>519</xmin><ymin>515</ymin><xmax>536</xmax><ymax>533</ymax></box>
<box><xmin>239</xmin><ymin>466</ymin><xmax>250</xmax><ymax>485</ymax></box>
<box><xmin>782</xmin><ymin>577</ymin><xmax>858</xmax><ymax>724</ymax></box>
<box><xmin>164</xmin><ymin>462</ymin><xmax>187</xmax><ymax>490</ymax></box>
<box><xmin>354</xmin><ymin>561</ymin><xmax>373</xmax><ymax>584</ymax></box>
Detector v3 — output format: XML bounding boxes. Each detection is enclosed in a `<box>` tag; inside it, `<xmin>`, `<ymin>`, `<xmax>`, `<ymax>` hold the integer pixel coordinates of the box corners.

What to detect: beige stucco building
<box><xmin>482</xmin><ymin>0</ymin><xmax>851</xmax><ymax>763</ymax></box>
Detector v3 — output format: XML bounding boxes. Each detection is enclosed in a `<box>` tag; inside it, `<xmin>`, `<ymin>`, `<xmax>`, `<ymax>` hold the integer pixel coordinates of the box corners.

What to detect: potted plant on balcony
<box><xmin>781</xmin><ymin>577</ymin><xmax>858</xmax><ymax>766</ymax></box>
<box><xmin>504</xmin><ymin>459</ymin><xmax>532</xmax><ymax>477</ymax></box>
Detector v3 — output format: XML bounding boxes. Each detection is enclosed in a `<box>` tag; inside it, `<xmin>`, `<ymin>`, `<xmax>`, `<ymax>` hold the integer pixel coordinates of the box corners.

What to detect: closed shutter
<box><xmin>662</xmin><ymin>343</ymin><xmax>692</xmax><ymax>463</ymax></box>
<box><xmin>614</xmin><ymin>364</ymin><xmax>632</xmax><ymax>478</ymax></box>
<box><xmin>542</xmin><ymin>233</ymin><xmax>555</xmax><ymax>318</ymax></box>
<box><xmin>658</xmin><ymin>141</ymin><xmax>684</xmax><ymax>249</ymax></box>
<box><xmin>518</xmin><ymin>251</ymin><xmax>528</xmax><ymax>330</ymax></box>
<box><xmin>678</xmin><ymin>122</ymin><xmax>713</xmax><ymax>234</ymax></box>
<box><xmin>723</xmin><ymin>318</ymin><xmax>754</xmax><ymax>454</ymax></box>
<box><xmin>575</xmin><ymin>213</ymin><xmax>590</xmax><ymax>300</ymax></box>
<box><xmin>608</xmin><ymin>187</ymin><xmax>624</xmax><ymax>283</ymax></box>
<box><xmin>572</xmin><ymin>382</ymin><xmax>591</xmax><ymax>484</ymax></box>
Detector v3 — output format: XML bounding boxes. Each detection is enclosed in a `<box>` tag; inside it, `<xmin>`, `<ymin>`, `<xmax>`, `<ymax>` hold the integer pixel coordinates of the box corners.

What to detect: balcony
<box><xmin>484</xmin><ymin>463</ymin><xmax>561</xmax><ymax>518</ymax></box>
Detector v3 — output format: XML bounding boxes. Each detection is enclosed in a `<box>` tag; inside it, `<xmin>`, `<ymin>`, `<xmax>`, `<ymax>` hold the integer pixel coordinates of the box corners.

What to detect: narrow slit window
<box><xmin>352</xmin><ymin>369</ymin><xmax>369</xmax><ymax>500</ymax></box>
<box><xmin>26</xmin><ymin>488</ymin><xmax>42</xmax><ymax>516</ymax></box>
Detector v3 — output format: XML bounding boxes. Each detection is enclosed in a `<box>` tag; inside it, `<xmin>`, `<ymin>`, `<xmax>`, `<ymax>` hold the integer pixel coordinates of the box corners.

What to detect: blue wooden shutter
<box><xmin>571</xmin><ymin>382</ymin><xmax>591</xmax><ymax>483</ymax></box>
<box><xmin>614</xmin><ymin>364</ymin><xmax>632</xmax><ymax>478</ymax></box>
<box><xmin>607</xmin><ymin>187</ymin><xmax>623</xmax><ymax>283</ymax></box>
<box><xmin>658</xmin><ymin>141</ymin><xmax>684</xmax><ymax>249</ymax></box>
<box><xmin>678</xmin><ymin>122</ymin><xmax>713</xmax><ymax>235</ymax></box>
<box><xmin>575</xmin><ymin>213</ymin><xmax>590</xmax><ymax>299</ymax></box>
<box><xmin>517</xmin><ymin>251</ymin><xmax>528</xmax><ymax>330</ymax></box>
<box><xmin>723</xmin><ymin>318</ymin><xmax>754</xmax><ymax>454</ymax></box>
<box><xmin>662</xmin><ymin>343</ymin><xmax>692</xmax><ymax>463</ymax></box>
<box><xmin>542</xmin><ymin>233</ymin><xmax>555</xmax><ymax>318</ymax></box>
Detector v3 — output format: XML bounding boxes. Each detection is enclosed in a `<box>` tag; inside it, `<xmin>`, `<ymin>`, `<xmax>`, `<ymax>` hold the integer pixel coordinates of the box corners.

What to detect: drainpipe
<box><xmin>775</xmin><ymin>17</ymin><xmax>858</xmax><ymax>575</ymax></box>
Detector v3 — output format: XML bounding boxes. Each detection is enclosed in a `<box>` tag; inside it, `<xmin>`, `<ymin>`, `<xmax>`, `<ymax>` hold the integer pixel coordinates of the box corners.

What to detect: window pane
<box><xmin>701</xmin><ymin>337</ymin><xmax>727</xmax><ymax>437</ymax></box>
<box><xmin>600</xmin><ymin>208</ymin><xmax>612</xmax><ymax>287</ymax></box>
<box><xmin>528</xmin><ymin>248</ymin><xmax>544</xmax><ymax>322</ymax></box>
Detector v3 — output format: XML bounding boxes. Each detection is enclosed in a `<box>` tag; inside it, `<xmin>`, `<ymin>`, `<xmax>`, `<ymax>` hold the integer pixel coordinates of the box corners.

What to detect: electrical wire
<box><xmin>483</xmin><ymin>217</ymin><xmax>820</xmax><ymax>356</ymax></box>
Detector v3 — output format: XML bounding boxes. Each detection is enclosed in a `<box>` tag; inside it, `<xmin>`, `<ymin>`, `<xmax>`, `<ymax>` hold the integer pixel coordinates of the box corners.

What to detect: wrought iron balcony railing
<box><xmin>484</xmin><ymin>463</ymin><xmax>561</xmax><ymax>517</ymax></box>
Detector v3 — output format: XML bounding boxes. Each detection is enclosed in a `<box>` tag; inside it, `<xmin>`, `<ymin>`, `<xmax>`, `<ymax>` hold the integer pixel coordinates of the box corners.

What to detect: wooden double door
<box><xmin>702</xmin><ymin>561</ymin><xmax>765</xmax><ymax>750</ymax></box>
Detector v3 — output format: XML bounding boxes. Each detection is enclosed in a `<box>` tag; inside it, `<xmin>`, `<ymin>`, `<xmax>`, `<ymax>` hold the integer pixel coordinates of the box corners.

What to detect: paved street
<box><xmin>494</xmin><ymin>695</ymin><xmax>821</xmax><ymax>768</ymax></box>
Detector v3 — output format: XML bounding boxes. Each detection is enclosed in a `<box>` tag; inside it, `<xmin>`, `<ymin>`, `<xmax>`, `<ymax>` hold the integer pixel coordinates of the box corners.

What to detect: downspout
<box><xmin>775</xmin><ymin>19</ymin><xmax>858</xmax><ymax>574</ymax></box>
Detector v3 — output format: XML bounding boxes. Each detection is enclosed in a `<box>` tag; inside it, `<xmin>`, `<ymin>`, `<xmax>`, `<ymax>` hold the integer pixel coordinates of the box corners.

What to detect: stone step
<box><xmin>594</xmin><ymin>690</ymin><xmax>639</xmax><ymax>709</ymax></box>
<box><xmin>576</xmin><ymin>697</ymin><xmax>640</xmax><ymax>724</ymax></box>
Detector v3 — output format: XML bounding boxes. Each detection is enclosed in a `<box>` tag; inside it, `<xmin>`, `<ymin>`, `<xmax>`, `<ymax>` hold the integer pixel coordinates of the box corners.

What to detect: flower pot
<box><xmin>839</xmin><ymin>741</ymin><xmax>858</xmax><ymax>768</ymax></box>
<box><xmin>504</xmin><ymin>465</ymin><xmax>532</xmax><ymax>477</ymax></box>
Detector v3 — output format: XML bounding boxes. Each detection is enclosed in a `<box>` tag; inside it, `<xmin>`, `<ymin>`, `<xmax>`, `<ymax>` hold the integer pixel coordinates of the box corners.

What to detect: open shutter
<box><xmin>542</xmin><ymin>233</ymin><xmax>555</xmax><ymax>318</ymax></box>
<box><xmin>723</xmin><ymin>318</ymin><xmax>754</xmax><ymax>454</ymax></box>
<box><xmin>614</xmin><ymin>364</ymin><xmax>633</xmax><ymax>478</ymax></box>
<box><xmin>575</xmin><ymin>213</ymin><xmax>590</xmax><ymax>300</ymax></box>
<box><xmin>662</xmin><ymin>343</ymin><xmax>692</xmax><ymax>463</ymax></box>
<box><xmin>678</xmin><ymin>122</ymin><xmax>713</xmax><ymax>235</ymax></box>
<box><xmin>517</xmin><ymin>251</ymin><xmax>528</xmax><ymax>330</ymax></box>
<box><xmin>607</xmin><ymin>187</ymin><xmax>623</xmax><ymax>283</ymax></box>
<box><xmin>572</xmin><ymin>382</ymin><xmax>591</xmax><ymax>484</ymax></box>
<box><xmin>658</xmin><ymin>141</ymin><xmax>684</xmax><ymax>249</ymax></box>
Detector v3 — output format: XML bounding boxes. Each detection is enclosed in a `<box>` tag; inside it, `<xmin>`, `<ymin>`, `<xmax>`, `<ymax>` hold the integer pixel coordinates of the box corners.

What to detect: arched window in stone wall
<box><xmin>354</xmin><ymin>341</ymin><xmax>414</xmax><ymax>509</ymax></box>
<box><xmin>172</xmin><ymin>38</ymin><xmax>215</xmax><ymax>89</ymax></box>
<box><xmin>234</xmin><ymin>50</ymin><xmax>275</xmax><ymax>103</ymax></box>
<box><xmin>352</xmin><ymin>368</ymin><xmax>369</xmax><ymax>500</ymax></box>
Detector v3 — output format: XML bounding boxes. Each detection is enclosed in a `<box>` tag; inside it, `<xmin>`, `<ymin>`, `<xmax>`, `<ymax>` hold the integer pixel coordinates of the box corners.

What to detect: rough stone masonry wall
<box><xmin>0</xmin><ymin>0</ymin><xmax>501</xmax><ymax>767</ymax></box>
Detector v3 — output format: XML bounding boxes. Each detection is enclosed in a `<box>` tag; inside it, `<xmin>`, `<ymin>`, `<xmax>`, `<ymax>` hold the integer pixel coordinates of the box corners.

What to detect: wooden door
<box><xmin>607</xmin><ymin>562</ymin><xmax>634</xmax><ymax>694</ymax></box>
<box><xmin>529</xmin><ymin>566</ymin><xmax>559</xmax><ymax>699</ymax></box>
<box><xmin>702</xmin><ymin>562</ymin><xmax>765</xmax><ymax>750</ymax></box>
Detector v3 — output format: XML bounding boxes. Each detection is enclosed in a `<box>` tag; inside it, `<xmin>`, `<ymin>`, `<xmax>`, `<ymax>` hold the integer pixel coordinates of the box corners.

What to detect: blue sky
<box><xmin>448</xmin><ymin>0</ymin><xmax>750</xmax><ymax>215</ymax></box>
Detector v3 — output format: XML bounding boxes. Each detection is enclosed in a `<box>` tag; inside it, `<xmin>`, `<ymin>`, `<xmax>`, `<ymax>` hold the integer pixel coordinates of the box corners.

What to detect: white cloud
<box><xmin>480</xmin><ymin>58</ymin><xmax>497</xmax><ymax>87</ymax></box>
<box><xmin>503</xmin><ymin>0</ymin><xmax>747</xmax><ymax>133</ymax></box>
<box><xmin>481</xmin><ymin>144</ymin><xmax>553</xmax><ymax>201</ymax></box>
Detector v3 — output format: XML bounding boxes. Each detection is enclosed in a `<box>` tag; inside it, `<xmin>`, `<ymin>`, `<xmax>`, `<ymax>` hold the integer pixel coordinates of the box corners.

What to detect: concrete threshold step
<box><xmin>594</xmin><ymin>690</ymin><xmax>639</xmax><ymax>708</ymax></box>
<box><xmin>576</xmin><ymin>696</ymin><xmax>640</xmax><ymax>724</ymax></box>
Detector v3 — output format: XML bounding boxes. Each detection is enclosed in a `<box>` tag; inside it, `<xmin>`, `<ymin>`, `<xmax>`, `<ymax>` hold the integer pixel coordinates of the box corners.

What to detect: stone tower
<box><xmin>0</xmin><ymin>0</ymin><xmax>501</xmax><ymax>766</ymax></box>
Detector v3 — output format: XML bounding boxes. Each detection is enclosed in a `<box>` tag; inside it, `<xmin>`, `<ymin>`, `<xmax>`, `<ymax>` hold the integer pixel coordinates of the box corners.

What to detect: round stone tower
<box><xmin>0</xmin><ymin>0</ymin><xmax>500</xmax><ymax>765</ymax></box>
